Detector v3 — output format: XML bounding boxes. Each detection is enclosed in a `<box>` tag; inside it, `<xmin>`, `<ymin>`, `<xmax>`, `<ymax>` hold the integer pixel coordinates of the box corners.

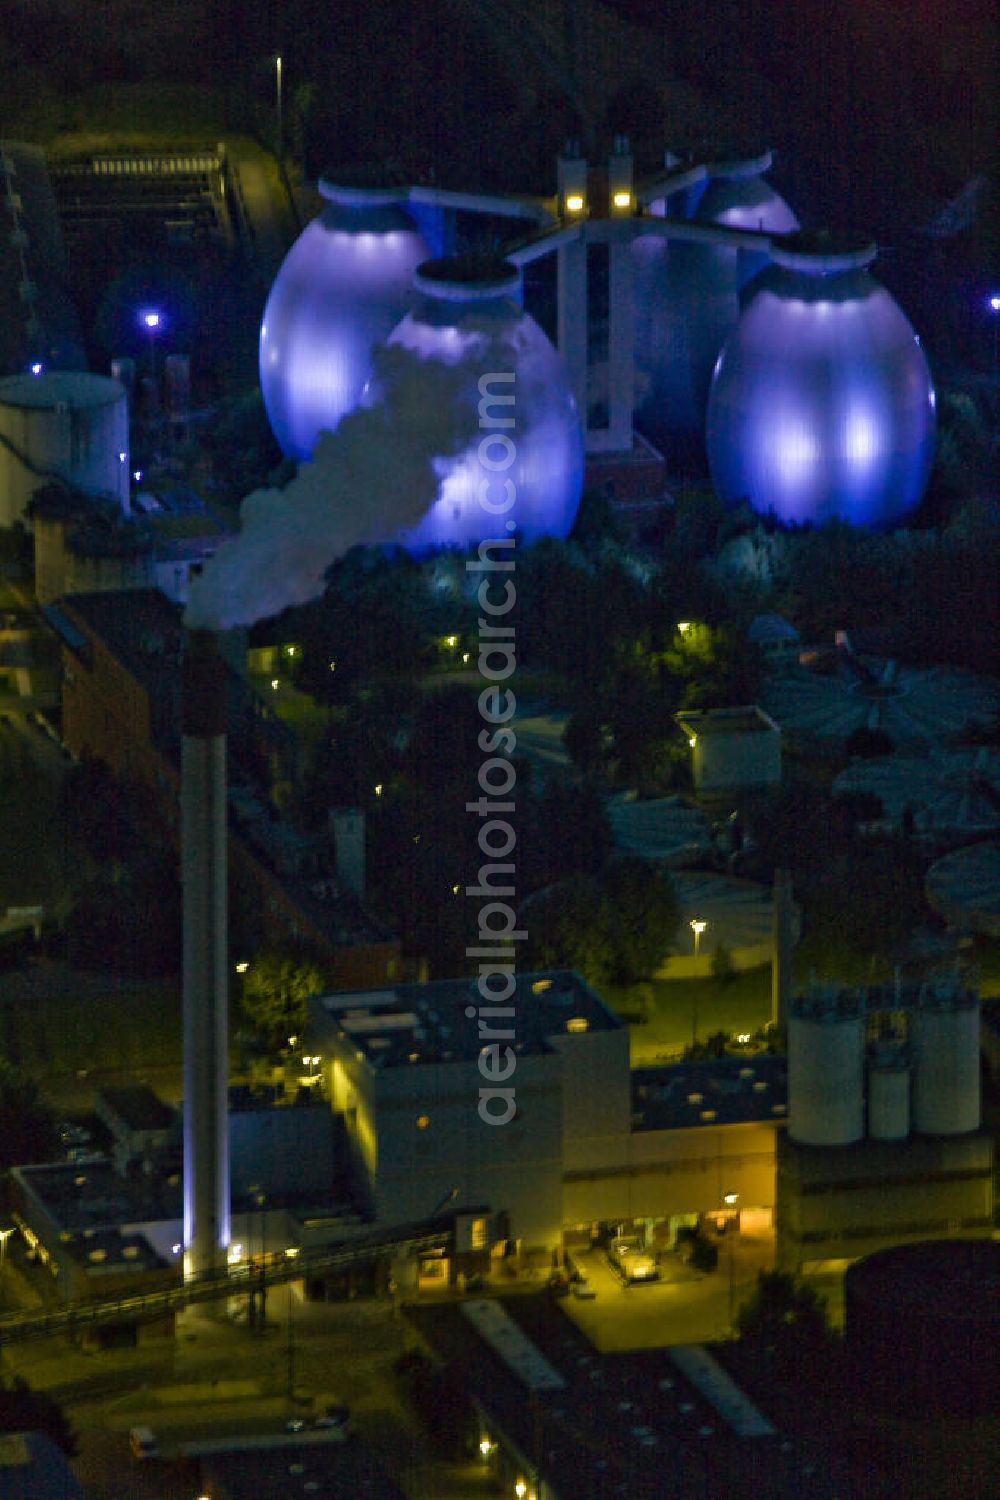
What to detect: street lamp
<box><xmin>723</xmin><ymin>1192</ymin><xmax>739</xmax><ymax>1333</ymax></box>
<box><xmin>275</xmin><ymin>54</ymin><xmax>283</xmax><ymax>161</ymax></box>
<box><xmin>989</xmin><ymin>293</ymin><xmax>1000</xmax><ymax>373</ymax></box>
<box><xmin>0</xmin><ymin>1227</ymin><xmax>15</xmax><ymax>1287</ymax></box>
<box><xmin>690</xmin><ymin>918</ymin><xmax>707</xmax><ymax>958</ymax></box>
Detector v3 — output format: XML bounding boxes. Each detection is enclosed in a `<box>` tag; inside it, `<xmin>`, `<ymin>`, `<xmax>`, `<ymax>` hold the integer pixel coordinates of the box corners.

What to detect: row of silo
<box><xmin>788</xmin><ymin>980</ymin><xmax>980</xmax><ymax>1146</ymax></box>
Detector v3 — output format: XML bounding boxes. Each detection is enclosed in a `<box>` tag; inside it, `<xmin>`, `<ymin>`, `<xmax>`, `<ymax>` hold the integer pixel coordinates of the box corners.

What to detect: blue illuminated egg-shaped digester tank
<box><xmin>634</xmin><ymin>150</ymin><xmax>798</xmax><ymax>447</ymax></box>
<box><xmin>707</xmin><ymin>232</ymin><xmax>937</xmax><ymax>529</ymax></box>
<box><xmin>259</xmin><ymin>181</ymin><xmax>429</xmax><ymax>460</ymax></box>
<box><xmin>384</xmin><ymin>257</ymin><xmax>584</xmax><ymax>555</ymax></box>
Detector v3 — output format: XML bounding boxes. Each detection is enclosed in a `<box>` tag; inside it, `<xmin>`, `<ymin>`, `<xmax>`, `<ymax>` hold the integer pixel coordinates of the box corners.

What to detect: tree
<box><xmin>735</xmin><ymin>1270</ymin><xmax>834</xmax><ymax>1369</ymax></box>
<box><xmin>522</xmin><ymin>860</ymin><xmax>678</xmax><ymax>989</ymax></box>
<box><xmin>521</xmin><ymin>876</ymin><xmax>612</xmax><ymax>988</ymax></box>
<box><xmin>0</xmin><ymin>1377</ymin><xmax>77</xmax><ymax>1457</ymax></box>
<box><xmin>601</xmin><ymin>857</ymin><xmax>679</xmax><ymax>985</ymax></box>
<box><xmin>240</xmin><ymin>946</ymin><xmax>325</xmax><ymax>1051</ymax></box>
<box><xmin>0</xmin><ymin>1060</ymin><xmax>55</xmax><ymax>1169</ymax></box>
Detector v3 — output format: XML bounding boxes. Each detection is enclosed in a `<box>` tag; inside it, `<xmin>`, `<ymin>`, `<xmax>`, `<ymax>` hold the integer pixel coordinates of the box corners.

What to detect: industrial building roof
<box><xmin>406</xmin><ymin>1294</ymin><xmax>862</xmax><ymax>1500</ymax></box>
<box><xmin>198</xmin><ymin>1439</ymin><xmax>408</xmax><ymax>1500</ymax></box>
<box><xmin>313</xmin><ymin>972</ymin><xmax>623</xmax><ymax>1068</ymax></box>
<box><xmin>632</xmin><ymin>1055</ymin><xmax>788</xmax><ymax>1130</ymax></box>
<box><xmin>675</xmin><ymin>706</ymin><xmax>780</xmax><ymax>737</ymax></box>
<box><xmin>59</xmin><ymin>1227</ymin><xmax>171</xmax><ymax>1276</ymax></box>
<box><xmin>0</xmin><ymin>1431</ymin><xmax>85</xmax><ymax>1500</ymax></box>
<box><xmin>96</xmin><ymin>1085</ymin><xmax>174</xmax><ymax>1132</ymax></box>
<box><xmin>14</xmin><ymin>1160</ymin><xmax>182</xmax><ymax>1233</ymax></box>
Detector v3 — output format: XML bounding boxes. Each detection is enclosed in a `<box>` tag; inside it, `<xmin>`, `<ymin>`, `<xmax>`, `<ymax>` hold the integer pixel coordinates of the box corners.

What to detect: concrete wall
<box><xmin>229</xmin><ymin>1105</ymin><xmax>336</xmax><ymax>1201</ymax></box>
<box><xmin>692</xmin><ymin>727</ymin><xmax>781</xmax><ymax>792</ymax></box>
<box><xmin>547</xmin><ymin>1024</ymin><xmax>631</xmax><ymax>1162</ymax></box>
<box><xmin>776</xmin><ymin>1131</ymin><xmax>994</xmax><ymax>1270</ymax></box>
<box><xmin>561</xmin><ymin>1119</ymin><xmax>777</xmax><ymax>1227</ymax></box>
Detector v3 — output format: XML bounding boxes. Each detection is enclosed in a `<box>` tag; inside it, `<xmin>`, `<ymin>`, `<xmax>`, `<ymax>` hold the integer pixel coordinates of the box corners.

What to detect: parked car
<box><xmin>129</xmin><ymin>1427</ymin><xmax>158</xmax><ymax>1459</ymax></box>
<box><xmin>607</xmin><ymin>1237</ymin><xmax>659</xmax><ymax>1284</ymax></box>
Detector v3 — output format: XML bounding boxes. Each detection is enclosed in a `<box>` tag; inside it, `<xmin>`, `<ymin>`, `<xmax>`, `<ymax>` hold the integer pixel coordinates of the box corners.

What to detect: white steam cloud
<box><xmin>185</xmin><ymin>339</ymin><xmax>507</xmax><ymax>631</ymax></box>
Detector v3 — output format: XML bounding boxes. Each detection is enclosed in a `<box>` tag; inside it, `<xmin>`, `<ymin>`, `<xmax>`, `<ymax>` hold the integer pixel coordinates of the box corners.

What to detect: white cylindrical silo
<box><xmin>912</xmin><ymin>987</ymin><xmax>980</xmax><ymax>1136</ymax></box>
<box><xmin>867</xmin><ymin>1043</ymin><xmax>910</xmax><ymax>1141</ymax></box>
<box><xmin>0</xmin><ymin>371</ymin><xmax>129</xmax><ymax>525</ymax></box>
<box><xmin>788</xmin><ymin>991</ymin><xmax>865</xmax><ymax>1146</ymax></box>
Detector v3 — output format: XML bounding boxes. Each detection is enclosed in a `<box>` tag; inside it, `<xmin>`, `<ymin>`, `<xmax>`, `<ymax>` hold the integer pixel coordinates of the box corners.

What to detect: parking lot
<box><xmin>562</xmin><ymin>1233</ymin><xmax>777</xmax><ymax>1350</ymax></box>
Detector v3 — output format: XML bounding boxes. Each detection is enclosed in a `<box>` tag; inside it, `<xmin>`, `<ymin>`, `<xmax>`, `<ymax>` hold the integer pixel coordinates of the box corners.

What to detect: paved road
<box><xmin>7</xmin><ymin>1291</ymin><xmax>501</xmax><ymax>1499</ymax></box>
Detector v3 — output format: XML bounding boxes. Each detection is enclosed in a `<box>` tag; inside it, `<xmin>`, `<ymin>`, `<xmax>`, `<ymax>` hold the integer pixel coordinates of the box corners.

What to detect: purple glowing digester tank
<box><xmin>707</xmin><ymin>233</ymin><xmax>936</xmax><ymax>529</ymax></box>
<box><xmin>384</xmin><ymin>257</ymin><xmax>584</xmax><ymax>555</ymax></box>
<box><xmin>259</xmin><ymin>182</ymin><xmax>429</xmax><ymax>461</ymax></box>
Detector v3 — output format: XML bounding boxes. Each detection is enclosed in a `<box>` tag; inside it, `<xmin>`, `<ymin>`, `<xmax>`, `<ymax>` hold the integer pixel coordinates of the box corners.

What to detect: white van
<box><xmin>129</xmin><ymin>1426</ymin><xmax>158</xmax><ymax>1459</ymax></box>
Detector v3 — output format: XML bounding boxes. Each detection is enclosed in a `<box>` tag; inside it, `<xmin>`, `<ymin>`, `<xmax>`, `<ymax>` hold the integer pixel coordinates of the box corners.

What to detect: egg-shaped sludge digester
<box><xmin>259</xmin><ymin>181</ymin><xmax>430</xmax><ymax>461</ymax></box>
<box><xmin>384</xmin><ymin>257</ymin><xmax>584</xmax><ymax>555</ymax></box>
<box><xmin>707</xmin><ymin>233</ymin><xmax>936</xmax><ymax>529</ymax></box>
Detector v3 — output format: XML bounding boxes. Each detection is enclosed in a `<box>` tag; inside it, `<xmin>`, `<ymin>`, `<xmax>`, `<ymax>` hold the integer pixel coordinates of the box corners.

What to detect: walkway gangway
<box><xmin>0</xmin><ymin>1218</ymin><xmax>454</xmax><ymax>1348</ymax></box>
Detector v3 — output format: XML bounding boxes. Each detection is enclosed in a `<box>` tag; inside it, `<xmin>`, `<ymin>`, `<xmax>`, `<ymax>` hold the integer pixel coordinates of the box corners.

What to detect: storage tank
<box><xmin>867</xmin><ymin>1041</ymin><xmax>910</xmax><ymax>1141</ymax></box>
<box><xmin>259</xmin><ymin>180</ymin><xmax>430</xmax><ymax>461</ymax></box>
<box><xmin>633</xmin><ymin>150</ymin><xmax>798</xmax><ymax>449</ymax></box>
<box><xmin>707</xmin><ymin>232</ymin><xmax>936</xmax><ymax>529</ymax></box>
<box><xmin>911</xmin><ymin>982</ymin><xmax>980</xmax><ymax>1135</ymax></box>
<box><xmin>382</xmin><ymin>257</ymin><xmax>584</xmax><ymax>555</ymax></box>
<box><xmin>0</xmin><ymin>371</ymin><xmax>129</xmax><ymax>525</ymax></box>
<box><xmin>788</xmin><ymin>989</ymin><xmax>865</xmax><ymax>1146</ymax></box>
<box><xmin>846</xmin><ymin>1240</ymin><xmax>1000</xmax><ymax>1417</ymax></box>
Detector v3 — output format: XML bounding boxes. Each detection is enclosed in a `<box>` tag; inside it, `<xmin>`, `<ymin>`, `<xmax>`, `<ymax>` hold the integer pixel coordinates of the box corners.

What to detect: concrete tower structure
<box><xmin>181</xmin><ymin>630</ymin><xmax>230</xmax><ymax>1278</ymax></box>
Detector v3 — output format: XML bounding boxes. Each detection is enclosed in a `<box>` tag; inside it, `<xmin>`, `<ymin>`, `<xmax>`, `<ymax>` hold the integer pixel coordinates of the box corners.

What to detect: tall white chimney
<box><xmin>182</xmin><ymin>628</ymin><xmax>230</xmax><ymax>1278</ymax></box>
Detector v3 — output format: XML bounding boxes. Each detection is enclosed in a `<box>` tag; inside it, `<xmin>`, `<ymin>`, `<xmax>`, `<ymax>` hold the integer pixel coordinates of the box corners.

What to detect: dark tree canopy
<box><xmin>240</xmin><ymin>945</ymin><xmax>326</xmax><ymax>1051</ymax></box>
<box><xmin>522</xmin><ymin>859</ymin><xmax>678</xmax><ymax>988</ymax></box>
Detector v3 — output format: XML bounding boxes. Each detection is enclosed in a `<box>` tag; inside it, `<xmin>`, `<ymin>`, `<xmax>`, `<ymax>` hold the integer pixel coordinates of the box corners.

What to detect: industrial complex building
<box><xmin>8</xmin><ymin>963</ymin><xmax>991</xmax><ymax>1319</ymax></box>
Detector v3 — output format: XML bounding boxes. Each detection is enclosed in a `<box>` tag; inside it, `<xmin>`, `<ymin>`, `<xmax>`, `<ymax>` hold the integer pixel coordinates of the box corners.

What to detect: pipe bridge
<box><xmin>0</xmin><ymin>1220</ymin><xmax>453</xmax><ymax>1349</ymax></box>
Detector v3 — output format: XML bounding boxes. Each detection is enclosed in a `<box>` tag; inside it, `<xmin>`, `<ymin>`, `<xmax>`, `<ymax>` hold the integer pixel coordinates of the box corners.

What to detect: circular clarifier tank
<box><xmin>259</xmin><ymin>181</ymin><xmax>430</xmax><ymax>461</ymax></box>
<box><xmin>707</xmin><ymin>231</ymin><xmax>937</xmax><ymax>528</ymax></box>
<box><xmin>383</xmin><ymin>256</ymin><xmax>584</xmax><ymax>555</ymax></box>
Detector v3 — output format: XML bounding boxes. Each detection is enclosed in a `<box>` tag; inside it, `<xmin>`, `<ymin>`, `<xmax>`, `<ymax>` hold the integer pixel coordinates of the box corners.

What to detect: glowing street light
<box><xmin>275</xmin><ymin>54</ymin><xmax>283</xmax><ymax>161</ymax></box>
<box><xmin>690</xmin><ymin>919</ymin><xmax>707</xmax><ymax>1047</ymax></box>
<box><xmin>723</xmin><ymin>1191</ymin><xmax>739</xmax><ymax>1332</ymax></box>
<box><xmin>989</xmin><ymin>293</ymin><xmax>1000</xmax><ymax>372</ymax></box>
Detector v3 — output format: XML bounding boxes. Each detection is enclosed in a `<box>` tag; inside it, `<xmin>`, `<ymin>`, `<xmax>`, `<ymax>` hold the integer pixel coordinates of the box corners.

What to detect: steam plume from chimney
<box><xmin>186</xmin><ymin>338</ymin><xmax>515</xmax><ymax>632</ymax></box>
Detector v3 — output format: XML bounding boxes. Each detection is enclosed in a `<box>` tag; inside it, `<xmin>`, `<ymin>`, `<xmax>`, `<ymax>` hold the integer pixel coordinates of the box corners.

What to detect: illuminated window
<box><xmin>471</xmin><ymin>1217</ymin><xmax>487</xmax><ymax>1250</ymax></box>
<box><xmin>531</xmin><ymin>978</ymin><xmax>552</xmax><ymax>994</ymax></box>
<box><xmin>566</xmin><ymin>1017</ymin><xmax>589</xmax><ymax>1034</ymax></box>
<box><xmin>416</xmin><ymin>1114</ymin><xmax>430</xmax><ymax>1130</ymax></box>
